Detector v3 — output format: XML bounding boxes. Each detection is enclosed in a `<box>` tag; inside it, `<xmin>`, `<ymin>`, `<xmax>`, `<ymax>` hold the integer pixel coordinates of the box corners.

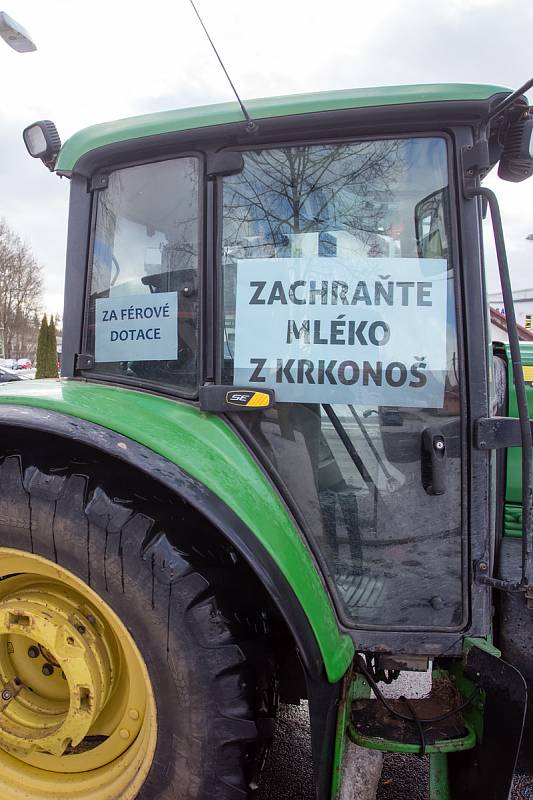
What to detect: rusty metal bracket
<box><xmin>475</xmin><ymin>416</ymin><xmax>533</xmax><ymax>450</ymax></box>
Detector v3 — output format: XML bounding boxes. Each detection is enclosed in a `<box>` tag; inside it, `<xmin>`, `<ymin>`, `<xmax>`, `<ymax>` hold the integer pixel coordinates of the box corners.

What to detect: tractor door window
<box><xmin>222</xmin><ymin>138</ymin><xmax>464</xmax><ymax>630</ymax></box>
<box><xmin>86</xmin><ymin>156</ymin><xmax>200</xmax><ymax>395</ymax></box>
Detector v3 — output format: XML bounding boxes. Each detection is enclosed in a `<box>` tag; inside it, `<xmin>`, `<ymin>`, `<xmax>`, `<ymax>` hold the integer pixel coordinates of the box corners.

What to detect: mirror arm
<box><xmin>486</xmin><ymin>78</ymin><xmax>533</xmax><ymax>123</ymax></box>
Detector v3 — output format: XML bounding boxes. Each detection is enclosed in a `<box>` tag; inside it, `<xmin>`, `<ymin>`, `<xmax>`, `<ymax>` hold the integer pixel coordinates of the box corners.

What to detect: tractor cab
<box><xmin>10</xmin><ymin>81</ymin><xmax>533</xmax><ymax>799</ymax></box>
<box><xmin>28</xmin><ymin>83</ymin><xmax>529</xmax><ymax>649</ymax></box>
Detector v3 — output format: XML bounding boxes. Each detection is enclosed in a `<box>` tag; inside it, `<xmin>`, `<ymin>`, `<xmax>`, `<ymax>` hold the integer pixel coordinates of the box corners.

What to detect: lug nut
<box><xmin>42</xmin><ymin>663</ymin><xmax>54</xmax><ymax>677</ymax></box>
<box><xmin>1</xmin><ymin>689</ymin><xmax>12</xmax><ymax>701</ymax></box>
<box><xmin>27</xmin><ymin>646</ymin><xmax>39</xmax><ymax>659</ymax></box>
<box><xmin>76</xmin><ymin>625</ymin><xmax>86</xmax><ymax>635</ymax></box>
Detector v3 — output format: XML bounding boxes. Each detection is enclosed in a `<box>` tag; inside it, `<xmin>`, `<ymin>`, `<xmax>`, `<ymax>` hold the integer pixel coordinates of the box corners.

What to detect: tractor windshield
<box><xmin>85</xmin><ymin>156</ymin><xmax>201</xmax><ymax>395</ymax></box>
<box><xmin>221</xmin><ymin>137</ymin><xmax>464</xmax><ymax>630</ymax></box>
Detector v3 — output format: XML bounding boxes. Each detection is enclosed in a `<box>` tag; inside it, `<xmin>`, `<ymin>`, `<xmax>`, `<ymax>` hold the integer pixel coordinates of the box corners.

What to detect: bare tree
<box><xmin>0</xmin><ymin>218</ymin><xmax>43</xmax><ymax>360</ymax></box>
<box><xmin>222</xmin><ymin>140</ymin><xmax>405</xmax><ymax>258</ymax></box>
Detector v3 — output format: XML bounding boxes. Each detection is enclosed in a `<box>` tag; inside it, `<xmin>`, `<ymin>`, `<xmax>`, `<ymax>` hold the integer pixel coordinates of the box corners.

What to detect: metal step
<box><xmin>349</xmin><ymin>679</ymin><xmax>475</xmax><ymax>755</ymax></box>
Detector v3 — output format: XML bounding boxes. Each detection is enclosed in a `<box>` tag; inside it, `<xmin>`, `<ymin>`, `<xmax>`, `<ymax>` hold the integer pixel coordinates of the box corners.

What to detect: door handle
<box><xmin>421</xmin><ymin>428</ymin><xmax>447</xmax><ymax>495</ymax></box>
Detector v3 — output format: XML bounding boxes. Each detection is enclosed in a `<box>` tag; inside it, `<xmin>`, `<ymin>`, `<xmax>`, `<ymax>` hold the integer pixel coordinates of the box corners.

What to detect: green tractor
<box><xmin>0</xmin><ymin>80</ymin><xmax>532</xmax><ymax>800</ymax></box>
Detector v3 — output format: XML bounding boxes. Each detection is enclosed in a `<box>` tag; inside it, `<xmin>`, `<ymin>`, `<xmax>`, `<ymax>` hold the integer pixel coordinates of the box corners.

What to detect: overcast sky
<box><xmin>0</xmin><ymin>0</ymin><xmax>532</xmax><ymax>314</ymax></box>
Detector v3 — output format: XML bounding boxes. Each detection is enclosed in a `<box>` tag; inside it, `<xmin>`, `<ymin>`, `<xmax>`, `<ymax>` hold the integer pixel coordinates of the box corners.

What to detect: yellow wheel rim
<box><xmin>0</xmin><ymin>548</ymin><xmax>157</xmax><ymax>799</ymax></box>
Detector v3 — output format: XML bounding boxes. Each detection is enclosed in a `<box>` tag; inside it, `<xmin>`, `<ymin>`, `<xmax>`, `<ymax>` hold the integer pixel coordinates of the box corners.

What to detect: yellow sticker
<box><xmin>523</xmin><ymin>366</ymin><xmax>533</xmax><ymax>384</ymax></box>
<box><xmin>246</xmin><ymin>392</ymin><xmax>270</xmax><ymax>408</ymax></box>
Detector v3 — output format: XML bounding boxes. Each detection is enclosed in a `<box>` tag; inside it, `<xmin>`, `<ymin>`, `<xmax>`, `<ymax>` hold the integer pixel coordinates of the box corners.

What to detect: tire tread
<box><xmin>0</xmin><ymin>452</ymin><xmax>274</xmax><ymax>799</ymax></box>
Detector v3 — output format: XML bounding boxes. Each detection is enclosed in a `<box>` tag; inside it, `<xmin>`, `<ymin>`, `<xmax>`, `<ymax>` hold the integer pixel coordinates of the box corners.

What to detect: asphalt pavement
<box><xmin>257</xmin><ymin>702</ymin><xmax>314</xmax><ymax>800</ymax></box>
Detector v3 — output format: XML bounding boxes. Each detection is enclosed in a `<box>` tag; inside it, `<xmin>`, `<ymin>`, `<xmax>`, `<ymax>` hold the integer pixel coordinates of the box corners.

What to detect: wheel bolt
<box><xmin>76</xmin><ymin>625</ymin><xmax>86</xmax><ymax>635</ymax></box>
<box><xmin>2</xmin><ymin>690</ymin><xmax>12</xmax><ymax>701</ymax></box>
<box><xmin>27</xmin><ymin>646</ymin><xmax>39</xmax><ymax>659</ymax></box>
<box><xmin>42</xmin><ymin>663</ymin><xmax>54</xmax><ymax>677</ymax></box>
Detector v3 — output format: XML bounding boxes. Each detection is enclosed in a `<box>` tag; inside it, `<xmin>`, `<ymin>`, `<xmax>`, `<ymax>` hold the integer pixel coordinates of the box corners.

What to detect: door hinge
<box><xmin>90</xmin><ymin>173</ymin><xmax>109</xmax><ymax>191</ymax></box>
<box><xmin>461</xmin><ymin>140</ymin><xmax>490</xmax><ymax>196</ymax></box>
<box><xmin>206</xmin><ymin>151</ymin><xmax>244</xmax><ymax>179</ymax></box>
<box><xmin>75</xmin><ymin>353</ymin><xmax>95</xmax><ymax>371</ymax></box>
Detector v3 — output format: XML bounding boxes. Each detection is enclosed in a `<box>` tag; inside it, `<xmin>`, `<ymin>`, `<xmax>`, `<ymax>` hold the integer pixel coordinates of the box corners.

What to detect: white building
<box><xmin>488</xmin><ymin>288</ymin><xmax>533</xmax><ymax>331</ymax></box>
<box><xmin>489</xmin><ymin>306</ymin><xmax>533</xmax><ymax>344</ymax></box>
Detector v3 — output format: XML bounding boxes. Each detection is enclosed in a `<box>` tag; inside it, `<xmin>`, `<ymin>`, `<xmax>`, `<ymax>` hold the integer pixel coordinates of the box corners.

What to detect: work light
<box><xmin>22</xmin><ymin>121</ymin><xmax>61</xmax><ymax>170</ymax></box>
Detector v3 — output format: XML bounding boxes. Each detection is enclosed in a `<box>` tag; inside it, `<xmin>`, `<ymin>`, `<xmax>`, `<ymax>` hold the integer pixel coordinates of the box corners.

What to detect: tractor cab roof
<box><xmin>56</xmin><ymin>82</ymin><xmax>512</xmax><ymax>175</ymax></box>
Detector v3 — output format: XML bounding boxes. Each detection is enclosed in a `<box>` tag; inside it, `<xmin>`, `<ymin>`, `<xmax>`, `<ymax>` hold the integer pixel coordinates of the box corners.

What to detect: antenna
<box><xmin>188</xmin><ymin>0</ymin><xmax>256</xmax><ymax>132</ymax></box>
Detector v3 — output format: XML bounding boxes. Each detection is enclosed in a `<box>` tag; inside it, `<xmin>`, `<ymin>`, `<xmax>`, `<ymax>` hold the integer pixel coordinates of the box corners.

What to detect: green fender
<box><xmin>0</xmin><ymin>379</ymin><xmax>354</xmax><ymax>682</ymax></box>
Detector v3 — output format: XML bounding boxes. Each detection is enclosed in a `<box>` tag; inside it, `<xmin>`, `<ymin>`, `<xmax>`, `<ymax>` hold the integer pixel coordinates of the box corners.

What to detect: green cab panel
<box><xmin>503</xmin><ymin>342</ymin><xmax>533</xmax><ymax>536</ymax></box>
<box><xmin>56</xmin><ymin>82</ymin><xmax>510</xmax><ymax>173</ymax></box>
<box><xmin>0</xmin><ymin>379</ymin><xmax>354</xmax><ymax>682</ymax></box>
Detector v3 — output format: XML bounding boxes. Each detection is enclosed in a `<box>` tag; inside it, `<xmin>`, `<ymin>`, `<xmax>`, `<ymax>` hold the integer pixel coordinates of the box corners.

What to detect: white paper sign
<box><xmin>95</xmin><ymin>292</ymin><xmax>178</xmax><ymax>362</ymax></box>
<box><xmin>233</xmin><ymin>257</ymin><xmax>449</xmax><ymax>407</ymax></box>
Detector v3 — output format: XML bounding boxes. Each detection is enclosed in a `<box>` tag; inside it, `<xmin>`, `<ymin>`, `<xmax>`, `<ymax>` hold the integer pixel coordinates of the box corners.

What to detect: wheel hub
<box><xmin>0</xmin><ymin>578</ymin><xmax>113</xmax><ymax>758</ymax></box>
<box><xmin>0</xmin><ymin>549</ymin><xmax>157</xmax><ymax>799</ymax></box>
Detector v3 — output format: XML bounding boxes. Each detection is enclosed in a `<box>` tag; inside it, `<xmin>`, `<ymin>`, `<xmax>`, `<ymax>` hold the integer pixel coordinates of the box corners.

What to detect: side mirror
<box><xmin>498</xmin><ymin>115</ymin><xmax>533</xmax><ymax>182</ymax></box>
<box><xmin>414</xmin><ymin>188</ymin><xmax>448</xmax><ymax>259</ymax></box>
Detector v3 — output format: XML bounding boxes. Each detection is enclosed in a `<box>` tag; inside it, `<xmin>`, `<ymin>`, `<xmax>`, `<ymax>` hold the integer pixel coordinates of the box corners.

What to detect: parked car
<box><xmin>0</xmin><ymin>367</ymin><xmax>22</xmax><ymax>382</ymax></box>
<box><xmin>16</xmin><ymin>358</ymin><xmax>32</xmax><ymax>369</ymax></box>
<box><xmin>0</xmin><ymin>359</ymin><xmax>17</xmax><ymax>370</ymax></box>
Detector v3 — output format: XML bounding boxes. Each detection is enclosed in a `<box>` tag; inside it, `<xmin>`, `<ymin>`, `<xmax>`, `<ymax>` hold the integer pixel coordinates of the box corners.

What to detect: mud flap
<box><xmin>448</xmin><ymin>644</ymin><xmax>527</xmax><ymax>800</ymax></box>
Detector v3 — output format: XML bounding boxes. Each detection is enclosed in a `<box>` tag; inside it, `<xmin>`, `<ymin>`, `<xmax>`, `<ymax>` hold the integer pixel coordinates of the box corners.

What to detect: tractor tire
<box><xmin>0</xmin><ymin>451</ymin><xmax>276</xmax><ymax>800</ymax></box>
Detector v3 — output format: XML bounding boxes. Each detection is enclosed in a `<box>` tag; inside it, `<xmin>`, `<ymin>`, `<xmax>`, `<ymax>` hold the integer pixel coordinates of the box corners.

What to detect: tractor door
<box><xmin>220</xmin><ymin>136</ymin><xmax>466</xmax><ymax>641</ymax></box>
